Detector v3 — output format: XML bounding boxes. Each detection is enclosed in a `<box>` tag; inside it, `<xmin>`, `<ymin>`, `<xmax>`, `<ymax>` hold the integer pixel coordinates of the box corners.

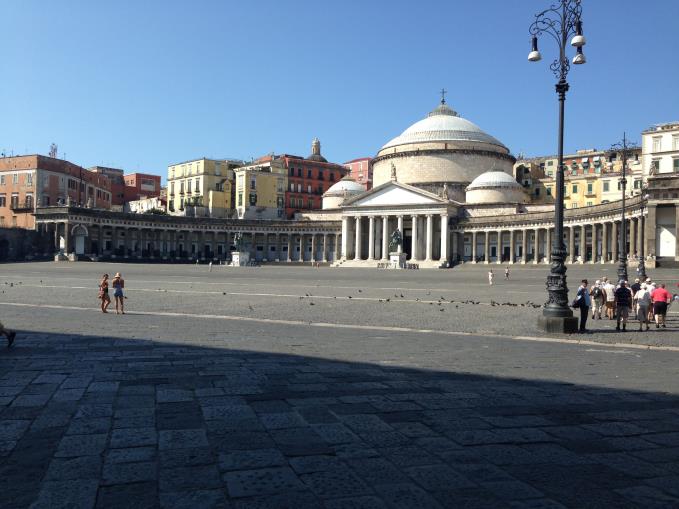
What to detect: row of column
<box><xmin>47</xmin><ymin>222</ymin><xmax>341</xmax><ymax>262</ymax></box>
<box><xmin>342</xmin><ymin>213</ymin><xmax>449</xmax><ymax>263</ymax></box>
<box><xmin>460</xmin><ymin>216</ymin><xmax>645</xmax><ymax>264</ymax></box>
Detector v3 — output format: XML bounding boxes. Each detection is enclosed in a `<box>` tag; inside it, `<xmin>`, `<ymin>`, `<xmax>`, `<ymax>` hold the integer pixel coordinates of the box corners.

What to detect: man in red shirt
<box><xmin>651</xmin><ymin>283</ymin><xmax>671</xmax><ymax>329</ymax></box>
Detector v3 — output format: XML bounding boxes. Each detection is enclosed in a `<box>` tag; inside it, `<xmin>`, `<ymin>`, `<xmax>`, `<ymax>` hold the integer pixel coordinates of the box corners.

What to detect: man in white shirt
<box><xmin>603</xmin><ymin>278</ymin><xmax>616</xmax><ymax>320</ymax></box>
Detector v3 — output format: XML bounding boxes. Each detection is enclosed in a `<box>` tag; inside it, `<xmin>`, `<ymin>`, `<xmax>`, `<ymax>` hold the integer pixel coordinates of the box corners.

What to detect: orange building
<box><xmin>0</xmin><ymin>155</ymin><xmax>112</xmax><ymax>229</ymax></box>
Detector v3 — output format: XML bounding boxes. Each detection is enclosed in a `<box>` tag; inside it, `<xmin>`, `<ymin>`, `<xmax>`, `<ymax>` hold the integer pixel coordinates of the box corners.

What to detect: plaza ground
<box><xmin>1</xmin><ymin>262</ymin><xmax>679</xmax><ymax>508</ymax></box>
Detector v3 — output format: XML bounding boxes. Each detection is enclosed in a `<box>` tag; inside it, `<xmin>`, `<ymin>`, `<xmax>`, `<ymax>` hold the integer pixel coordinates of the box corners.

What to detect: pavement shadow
<box><xmin>1</xmin><ymin>331</ymin><xmax>679</xmax><ymax>508</ymax></box>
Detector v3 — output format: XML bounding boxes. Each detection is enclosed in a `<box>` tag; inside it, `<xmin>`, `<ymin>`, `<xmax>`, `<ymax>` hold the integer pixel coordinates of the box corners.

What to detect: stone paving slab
<box><xmin>2</xmin><ymin>264</ymin><xmax>679</xmax><ymax>507</ymax></box>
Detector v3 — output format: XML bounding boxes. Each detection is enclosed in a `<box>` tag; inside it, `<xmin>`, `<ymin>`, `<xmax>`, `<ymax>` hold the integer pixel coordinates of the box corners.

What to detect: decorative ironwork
<box><xmin>528</xmin><ymin>0</ymin><xmax>585</xmax><ymax>319</ymax></box>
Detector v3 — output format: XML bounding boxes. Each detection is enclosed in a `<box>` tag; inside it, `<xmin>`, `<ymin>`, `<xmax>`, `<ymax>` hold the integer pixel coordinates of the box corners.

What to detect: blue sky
<box><xmin>2</xmin><ymin>0</ymin><xmax>678</xmax><ymax>180</ymax></box>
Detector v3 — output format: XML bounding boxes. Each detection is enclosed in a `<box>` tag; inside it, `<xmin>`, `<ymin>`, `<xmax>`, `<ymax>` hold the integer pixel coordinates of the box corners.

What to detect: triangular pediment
<box><xmin>344</xmin><ymin>182</ymin><xmax>447</xmax><ymax>208</ymax></box>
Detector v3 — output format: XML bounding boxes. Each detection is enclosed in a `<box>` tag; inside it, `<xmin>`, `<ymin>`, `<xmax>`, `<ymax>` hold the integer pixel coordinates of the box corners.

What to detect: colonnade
<box><xmin>341</xmin><ymin>213</ymin><xmax>449</xmax><ymax>264</ymax></box>
<box><xmin>41</xmin><ymin>221</ymin><xmax>341</xmax><ymax>263</ymax></box>
<box><xmin>457</xmin><ymin>215</ymin><xmax>646</xmax><ymax>264</ymax></box>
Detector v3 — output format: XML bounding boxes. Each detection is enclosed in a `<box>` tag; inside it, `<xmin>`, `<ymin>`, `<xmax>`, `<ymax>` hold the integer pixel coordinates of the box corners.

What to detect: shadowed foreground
<box><xmin>1</xmin><ymin>329</ymin><xmax>679</xmax><ymax>509</ymax></box>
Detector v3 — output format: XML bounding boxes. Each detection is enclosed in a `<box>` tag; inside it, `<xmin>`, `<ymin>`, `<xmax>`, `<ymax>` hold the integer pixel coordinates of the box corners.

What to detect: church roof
<box><xmin>323</xmin><ymin>177</ymin><xmax>364</xmax><ymax>197</ymax></box>
<box><xmin>466</xmin><ymin>169</ymin><xmax>521</xmax><ymax>191</ymax></box>
<box><xmin>380</xmin><ymin>100</ymin><xmax>507</xmax><ymax>151</ymax></box>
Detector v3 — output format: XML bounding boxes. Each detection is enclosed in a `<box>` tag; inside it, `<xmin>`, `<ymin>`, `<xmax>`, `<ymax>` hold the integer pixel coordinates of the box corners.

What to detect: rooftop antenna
<box><xmin>49</xmin><ymin>143</ymin><xmax>58</xmax><ymax>158</ymax></box>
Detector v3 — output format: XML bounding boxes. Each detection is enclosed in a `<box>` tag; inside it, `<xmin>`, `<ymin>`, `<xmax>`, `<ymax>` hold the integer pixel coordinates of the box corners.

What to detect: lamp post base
<box><xmin>537</xmin><ymin>315</ymin><xmax>579</xmax><ymax>334</ymax></box>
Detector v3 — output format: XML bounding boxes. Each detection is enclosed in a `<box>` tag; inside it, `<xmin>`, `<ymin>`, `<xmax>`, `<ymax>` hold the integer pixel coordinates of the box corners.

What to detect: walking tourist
<box><xmin>0</xmin><ymin>321</ymin><xmax>16</xmax><ymax>348</ymax></box>
<box><xmin>99</xmin><ymin>274</ymin><xmax>111</xmax><ymax>313</ymax></box>
<box><xmin>634</xmin><ymin>282</ymin><xmax>651</xmax><ymax>331</ymax></box>
<box><xmin>651</xmin><ymin>283</ymin><xmax>671</xmax><ymax>329</ymax></box>
<box><xmin>488</xmin><ymin>269</ymin><xmax>494</xmax><ymax>286</ymax></box>
<box><xmin>575</xmin><ymin>279</ymin><xmax>591</xmax><ymax>333</ymax></box>
<box><xmin>589</xmin><ymin>280</ymin><xmax>604</xmax><ymax>320</ymax></box>
<box><xmin>631</xmin><ymin>278</ymin><xmax>641</xmax><ymax>297</ymax></box>
<box><xmin>112</xmin><ymin>272</ymin><xmax>125</xmax><ymax>315</ymax></box>
<box><xmin>614</xmin><ymin>280</ymin><xmax>633</xmax><ymax>332</ymax></box>
<box><xmin>603</xmin><ymin>277</ymin><xmax>616</xmax><ymax>320</ymax></box>
<box><xmin>504</xmin><ymin>267</ymin><xmax>510</xmax><ymax>280</ymax></box>
<box><xmin>646</xmin><ymin>279</ymin><xmax>657</xmax><ymax>322</ymax></box>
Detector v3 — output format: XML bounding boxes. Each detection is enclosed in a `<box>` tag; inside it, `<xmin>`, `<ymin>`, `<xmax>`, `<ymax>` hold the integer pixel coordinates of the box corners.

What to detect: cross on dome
<box><xmin>440</xmin><ymin>88</ymin><xmax>447</xmax><ymax>105</ymax></box>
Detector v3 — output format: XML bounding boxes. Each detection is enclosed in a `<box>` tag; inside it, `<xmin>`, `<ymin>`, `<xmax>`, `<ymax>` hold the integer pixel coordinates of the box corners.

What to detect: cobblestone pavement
<box><xmin>1</xmin><ymin>263</ymin><xmax>679</xmax><ymax>507</ymax></box>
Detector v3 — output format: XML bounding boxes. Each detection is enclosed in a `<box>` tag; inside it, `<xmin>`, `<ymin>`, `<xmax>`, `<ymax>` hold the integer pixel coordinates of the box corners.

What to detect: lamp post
<box><xmin>610</xmin><ymin>133</ymin><xmax>638</xmax><ymax>283</ymax></box>
<box><xmin>528</xmin><ymin>0</ymin><xmax>586</xmax><ymax>333</ymax></box>
<box><xmin>637</xmin><ymin>190</ymin><xmax>650</xmax><ymax>280</ymax></box>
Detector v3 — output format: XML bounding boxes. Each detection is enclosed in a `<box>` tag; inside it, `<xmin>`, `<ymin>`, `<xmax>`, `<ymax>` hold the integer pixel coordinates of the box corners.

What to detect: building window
<box><xmin>673</xmin><ymin>135</ymin><xmax>679</xmax><ymax>151</ymax></box>
<box><xmin>329</xmin><ymin>173</ymin><xmax>334</xmax><ymax>182</ymax></box>
<box><xmin>12</xmin><ymin>173</ymin><xmax>18</xmax><ymax>184</ymax></box>
<box><xmin>307</xmin><ymin>169</ymin><xmax>312</xmax><ymax>178</ymax></box>
<box><xmin>297</xmin><ymin>184</ymin><xmax>302</xmax><ymax>193</ymax></box>
<box><xmin>10</xmin><ymin>193</ymin><xmax>19</xmax><ymax>208</ymax></box>
<box><xmin>289</xmin><ymin>182</ymin><xmax>294</xmax><ymax>192</ymax></box>
<box><xmin>633</xmin><ymin>179</ymin><xmax>640</xmax><ymax>189</ymax></box>
<box><xmin>170</xmin><ymin>182</ymin><xmax>175</xmax><ymax>194</ymax></box>
<box><xmin>11</xmin><ymin>216</ymin><xmax>16</xmax><ymax>226</ymax></box>
<box><xmin>572</xmin><ymin>184</ymin><xmax>578</xmax><ymax>193</ymax></box>
<box><xmin>587</xmin><ymin>183</ymin><xmax>593</xmax><ymax>194</ymax></box>
<box><xmin>587</xmin><ymin>201</ymin><xmax>593</xmax><ymax>206</ymax></box>
<box><xmin>535</xmin><ymin>188</ymin><xmax>540</xmax><ymax>196</ymax></box>
<box><xmin>237</xmin><ymin>193</ymin><xmax>242</xmax><ymax>206</ymax></box>
<box><xmin>653</xmin><ymin>136</ymin><xmax>662</xmax><ymax>152</ymax></box>
<box><xmin>570</xmin><ymin>203</ymin><xmax>578</xmax><ymax>208</ymax></box>
<box><xmin>603</xmin><ymin>182</ymin><xmax>610</xmax><ymax>192</ymax></box>
<box><xmin>547</xmin><ymin>160</ymin><xmax>554</xmax><ymax>166</ymax></box>
<box><xmin>318</xmin><ymin>170</ymin><xmax>324</xmax><ymax>180</ymax></box>
<box><xmin>194</xmin><ymin>179</ymin><xmax>199</xmax><ymax>193</ymax></box>
<box><xmin>26</xmin><ymin>173</ymin><xmax>33</xmax><ymax>185</ymax></box>
<box><xmin>674</xmin><ymin>158</ymin><xmax>679</xmax><ymax>172</ymax></box>
<box><xmin>307</xmin><ymin>185</ymin><xmax>312</xmax><ymax>194</ymax></box>
<box><xmin>250</xmin><ymin>177</ymin><xmax>256</xmax><ymax>190</ymax></box>
<box><xmin>249</xmin><ymin>193</ymin><xmax>257</xmax><ymax>205</ymax></box>
<box><xmin>0</xmin><ymin>175</ymin><xmax>4</xmax><ymax>185</ymax></box>
<box><xmin>546</xmin><ymin>187</ymin><xmax>552</xmax><ymax>196</ymax></box>
<box><xmin>297</xmin><ymin>168</ymin><xmax>302</xmax><ymax>177</ymax></box>
<box><xmin>0</xmin><ymin>194</ymin><xmax>5</xmax><ymax>207</ymax></box>
<box><xmin>289</xmin><ymin>168</ymin><xmax>294</xmax><ymax>176</ymax></box>
<box><xmin>307</xmin><ymin>199</ymin><xmax>313</xmax><ymax>209</ymax></box>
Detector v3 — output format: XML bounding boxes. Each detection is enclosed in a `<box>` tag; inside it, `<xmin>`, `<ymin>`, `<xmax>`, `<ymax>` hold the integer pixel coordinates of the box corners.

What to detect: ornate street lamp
<box><xmin>637</xmin><ymin>190</ymin><xmax>650</xmax><ymax>280</ymax></box>
<box><xmin>609</xmin><ymin>133</ymin><xmax>638</xmax><ymax>283</ymax></box>
<box><xmin>528</xmin><ymin>0</ymin><xmax>586</xmax><ymax>333</ymax></box>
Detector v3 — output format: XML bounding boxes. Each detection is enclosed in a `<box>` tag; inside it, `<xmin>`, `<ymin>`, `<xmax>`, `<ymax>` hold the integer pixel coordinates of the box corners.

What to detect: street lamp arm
<box><xmin>529</xmin><ymin>1</ymin><xmax>583</xmax><ymax>79</ymax></box>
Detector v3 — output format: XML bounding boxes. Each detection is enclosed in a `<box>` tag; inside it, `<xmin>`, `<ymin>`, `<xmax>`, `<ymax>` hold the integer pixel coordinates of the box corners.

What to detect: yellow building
<box><xmin>515</xmin><ymin>147</ymin><xmax>645</xmax><ymax>208</ymax></box>
<box><xmin>234</xmin><ymin>156</ymin><xmax>287</xmax><ymax>220</ymax></box>
<box><xmin>166</xmin><ymin>158</ymin><xmax>241</xmax><ymax>218</ymax></box>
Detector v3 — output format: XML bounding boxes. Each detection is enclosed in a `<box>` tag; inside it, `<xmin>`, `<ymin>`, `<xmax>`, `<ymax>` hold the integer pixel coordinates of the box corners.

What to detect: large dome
<box><xmin>371</xmin><ymin>98</ymin><xmax>515</xmax><ymax>199</ymax></box>
<box><xmin>466</xmin><ymin>169</ymin><xmax>521</xmax><ymax>191</ymax></box>
<box><xmin>381</xmin><ymin>102</ymin><xmax>507</xmax><ymax>151</ymax></box>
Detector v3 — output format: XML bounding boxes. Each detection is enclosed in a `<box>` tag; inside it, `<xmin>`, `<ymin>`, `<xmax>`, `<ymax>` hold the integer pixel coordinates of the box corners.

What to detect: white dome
<box><xmin>381</xmin><ymin>102</ymin><xmax>507</xmax><ymax>151</ymax></box>
<box><xmin>323</xmin><ymin>178</ymin><xmax>364</xmax><ymax>197</ymax></box>
<box><xmin>466</xmin><ymin>169</ymin><xmax>521</xmax><ymax>191</ymax></box>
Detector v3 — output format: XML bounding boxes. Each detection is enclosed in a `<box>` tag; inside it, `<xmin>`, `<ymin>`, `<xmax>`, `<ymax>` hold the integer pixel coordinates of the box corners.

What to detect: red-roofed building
<box><xmin>282</xmin><ymin>138</ymin><xmax>349</xmax><ymax>218</ymax></box>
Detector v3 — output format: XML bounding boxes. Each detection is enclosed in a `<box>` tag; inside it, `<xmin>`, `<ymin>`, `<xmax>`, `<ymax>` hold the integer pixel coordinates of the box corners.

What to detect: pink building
<box><xmin>344</xmin><ymin>157</ymin><xmax>372</xmax><ymax>190</ymax></box>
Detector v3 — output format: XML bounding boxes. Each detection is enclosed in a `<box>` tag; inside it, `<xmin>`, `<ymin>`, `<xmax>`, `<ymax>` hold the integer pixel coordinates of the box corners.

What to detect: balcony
<box><xmin>10</xmin><ymin>201</ymin><xmax>33</xmax><ymax>212</ymax></box>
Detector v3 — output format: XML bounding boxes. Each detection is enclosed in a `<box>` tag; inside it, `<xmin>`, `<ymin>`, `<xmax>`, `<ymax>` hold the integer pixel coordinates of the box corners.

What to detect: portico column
<box><xmin>568</xmin><ymin>226</ymin><xmax>575</xmax><ymax>264</ymax></box>
<box><xmin>451</xmin><ymin>231</ymin><xmax>458</xmax><ymax>263</ymax></box>
<box><xmin>630</xmin><ymin>218</ymin><xmax>637</xmax><ymax>258</ymax></box>
<box><xmin>484</xmin><ymin>230</ymin><xmax>489</xmax><ymax>264</ymax></box>
<box><xmin>54</xmin><ymin>223</ymin><xmax>60</xmax><ymax>251</ymax></box>
<box><xmin>334</xmin><ymin>233</ymin><xmax>340</xmax><ymax>261</ymax></box>
<box><xmin>440</xmin><ymin>214</ymin><xmax>449</xmax><ymax>265</ymax></box>
<box><xmin>397</xmin><ymin>216</ymin><xmax>404</xmax><ymax>254</ymax></box>
<box><xmin>381</xmin><ymin>216</ymin><xmax>389</xmax><ymax>260</ymax></box>
<box><xmin>496</xmin><ymin>230</ymin><xmax>503</xmax><ymax>264</ymax></box>
<box><xmin>601</xmin><ymin>222</ymin><xmax>608</xmax><ymax>263</ymax></box>
<box><xmin>580</xmin><ymin>224</ymin><xmax>586</xmax><ymax>264</ymax></box>
<box><xmin>322</xmin><ymin>234</ymin><xmax>328</xmax><ymax>262</ymax></box>
<box><xmin>368</xmin><ymin>216</ymin><xmax>375</xmax><ymax>261</ymax></box>
<box><xmin>471</xmin><ymin>231</ymin><xmax>478</xmax><ymax>263</ymax></box>
<box><xmin>425</xmin><ymin>214</ymin><xmax>433</xmax><ymax>261</ymax></box>
<box><xmin>508</xmin><ymin>230</ymin><xmax>515</xmax><ymax>263</ymax></box>
<box><xmin>299</xmin><ymin>234</ymin><xmax>305</xmax><ymax>262</ymax></box>
<box><xmin>341</xmin><ymin>217</ymin><xmax>349</xmax><ymax>259</ymax></box>
<box><xmin>311</xmin><ymin>234</ymin><xmax>317</xmax><ymax>262</ymax></box>
<box><xmin>521</xmin><ymin>229</ymin><xmax>527</xmax><ymax>264</ymax></box>
<box><xmin>287</xmin><ymin>234</ymin><xmax>293</xmax><ymax>262</ymax></box>
<box><xmin>611</xmin><ymin>221</ymin><xmax>618</xmax><ymax>263</ymax></box>
<box><xmin>64</xmin><ymin>222</ymin><xmax>70</xmax><ymax>253</ymax></box>
<box><xmin>533</xmin><ymin>228</ymin><xmax>539</xmax><ymax>264</ymax></box>
<box><xmin>411</xmin><ymin>215</ymin><xmax>419</xmax><ymax>260</ymax></box>
<box><xmin>543</xmin><ymin>228</ymin><xmax>550</xmax><ymax>264</ymax></box>
<box><xmin>637</xmin><ymin>216</ymin><xmax>644</xmax><ymax>259</ymax></box>
<box><xmin>354</xmin><ymin>217</ymin><xmax>362</xmax><ymax>261</ymax></box>
<box><xmin>590</xmin><ymin>224</ymin><xmax>597</xmax><ymax>263</ymax></box>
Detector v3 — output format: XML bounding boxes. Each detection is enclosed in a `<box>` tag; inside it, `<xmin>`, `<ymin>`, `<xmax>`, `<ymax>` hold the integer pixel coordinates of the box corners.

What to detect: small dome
<box><xmin>466</xmin><ymin>169</ymin><xmax>521</xmax><ymax>191</ymax></box>
<box><xmin>324</xmin><ymin>177</ymin><xmax>364</xmax><ymax>197</ymax></box>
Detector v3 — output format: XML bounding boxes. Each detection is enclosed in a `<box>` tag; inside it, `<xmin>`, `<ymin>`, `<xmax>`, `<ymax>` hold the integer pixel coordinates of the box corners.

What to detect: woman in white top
<box><xmin>634</xmin><ymin>283</ymin><xmax>651</xmax><ymax>331</ymax></box>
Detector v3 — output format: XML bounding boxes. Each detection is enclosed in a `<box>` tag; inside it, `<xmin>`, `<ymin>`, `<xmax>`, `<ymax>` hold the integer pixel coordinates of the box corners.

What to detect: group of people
<box><xmin>575</xmin><ymin>276</ymin><xmax>672</xmax><ymax>333</ymax></box>
<box><xmin>98</xmin><ymin>272</ymin><xmax>126</xmax><ymax>314</ymax></box>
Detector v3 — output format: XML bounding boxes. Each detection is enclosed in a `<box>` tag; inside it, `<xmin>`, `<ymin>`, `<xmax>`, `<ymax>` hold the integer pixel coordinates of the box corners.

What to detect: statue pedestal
<box><xmin>389</xmin><ymin>252</ymin><xmax>407</xmax><ymax>269</ymax></box>
<box><xmin>231</xmin><ymin>251</ymin><xmax>250</xmax><ymax>267</ymax></box>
